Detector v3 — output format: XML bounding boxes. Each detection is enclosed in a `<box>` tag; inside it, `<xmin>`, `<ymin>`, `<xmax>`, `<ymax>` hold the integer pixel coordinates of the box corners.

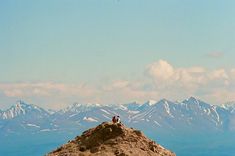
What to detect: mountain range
<box><xmin>1</xmin><ymin>97</ymin><xmax>235</xmax><ymax>135</ymax></box>
<box><xmin>1</xmin><ymin>97</ymin><xmax>235</xmax><ymax>156</ymax></box>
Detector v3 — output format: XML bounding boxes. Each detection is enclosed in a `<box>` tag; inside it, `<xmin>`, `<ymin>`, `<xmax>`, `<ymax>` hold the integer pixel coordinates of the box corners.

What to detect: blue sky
<box><xmin>0</xmin><ymin>0</ymin><xmax>235</xmax><ymax>109</ymax></box>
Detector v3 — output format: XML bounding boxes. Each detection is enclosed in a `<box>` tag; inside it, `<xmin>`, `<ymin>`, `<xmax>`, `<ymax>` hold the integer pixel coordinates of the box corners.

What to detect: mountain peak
<box><xmin>183</xmin><ymin>96</ymin><xmax>200</xmax><ymax>104</ymax></box>
<box><xmin>48</xmin><ymin>122</ymin><xmax>175</xmax><ymax>156</ymax></box>
<box><xmin>146</xmin><ymin>99</ymin><xmax>157</xmax><ymax>106</ymax></box>
<box><xmin>158</xmin><ymin>98</ymin><xmax>170</xmax><ymax>104</ymax></box>
<box><xmin>15</xmin><ymin>100</ymin><xmax>28</xmax><ymax>107</ymax></box>
<box><xmin>1</xmin><ymin>101</ymin><xmax>47</xmax><ymax>119</ymax></box>
<box><xmin>188</xmin><ymin>96</ymin><xmax>198</xmax><ymax>101</ymax></box>
<box><xmin>221</xmin><ymin>101</ymin><xmax>235</xmax><ymax>111</ymax></box>
<box><xmin>137</xmin><ymin>100</ymin><xmax>157</xmax><ymax>111</ymax></box>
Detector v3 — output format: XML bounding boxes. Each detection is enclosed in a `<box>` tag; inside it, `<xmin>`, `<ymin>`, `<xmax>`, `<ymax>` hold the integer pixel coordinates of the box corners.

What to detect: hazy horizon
<box><xmin>0</xmin><ymin>96</ymin><xmax>234</xmax><ymax>111</ymax></box>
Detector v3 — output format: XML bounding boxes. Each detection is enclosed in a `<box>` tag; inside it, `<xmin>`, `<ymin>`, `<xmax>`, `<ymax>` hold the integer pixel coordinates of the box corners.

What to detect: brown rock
<box><xmin>90</xmin><ymin>147</ymin><xmax>99</xmax><ymax>153</ymax></box>
<box><xmin>47</xmin><ymin>122</ymin><xmax>176</xmax><ymax>156</ymax></box>
<box><xmin>133</xmin><ymin>130</ymin><xmax>142</xmax><ymax>136</ymax></box>
<box><xmin>79</xmin><ymin>145</ymin><xmax>86</xmax><ymax>152</ymax></box>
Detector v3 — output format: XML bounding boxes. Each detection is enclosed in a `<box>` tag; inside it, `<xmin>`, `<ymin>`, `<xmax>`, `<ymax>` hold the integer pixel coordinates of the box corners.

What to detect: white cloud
<box><xmin>0</xmin><ymin>82</ymin><xmax>98</xmax><ymax>98</ymax></box>
<box><xmin>229</xmin><ymin>69</ymin><xmax>235</xmax><ymax>79</ymax></box>
<box><xmin>102</xmin><ymin>80</ymin><xmax>129</xmax><ymax>91</ymax></box>
<box><xmin>147</xmin><ymin>60</ymin><xmax>174</xmax><ymax>81</ymax></box>
<box><xmin>208</xmin><ymin>69</ymin><xmax>228</xmax><ymax>80</ymax></box>
<box><xmin>145</xmin><ymin>60</ymin><xmax>235</xmax><ymax>103</ymax></box>
<box><xmin>0</xmin><ymin>60</ymin><xmax>235</xmax><ymax>109</ymax></box>
<box><xmin>0</xmin><ymin>82</ymin><xmax>101</xmax><ymax>109</ymax></box>
<box><xmin>4</xmin><ymin>89</ymin><xmax>24</xmax><ymax>97</ymax></box>
<box><xmin>146</xmin><ymin>60</ymin><xmax>207</xmax><ymax>92</ymax></box>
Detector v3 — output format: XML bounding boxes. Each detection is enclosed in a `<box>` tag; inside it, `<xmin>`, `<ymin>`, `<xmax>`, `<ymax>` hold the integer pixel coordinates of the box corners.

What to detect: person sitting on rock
<box><xmin>112</xmin><ymin>115</ymin><xmax>121</xmax><ymax>124</ymax></box>
<box><xmin>116</xmin><ymin>116</ymin><xmax>121</xmax><ymax>123</ymax></box>
<box><xmin>112</xmin><ymin>116</ymin><xmax>117</xmax><ymax>123</ymax></box>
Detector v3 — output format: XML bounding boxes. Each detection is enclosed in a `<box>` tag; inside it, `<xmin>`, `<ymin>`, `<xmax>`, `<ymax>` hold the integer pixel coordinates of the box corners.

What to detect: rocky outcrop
<box><xmin>48</xmin><ymin>122</ymin><xmax>176</xmax><ymax>156</ymax></box>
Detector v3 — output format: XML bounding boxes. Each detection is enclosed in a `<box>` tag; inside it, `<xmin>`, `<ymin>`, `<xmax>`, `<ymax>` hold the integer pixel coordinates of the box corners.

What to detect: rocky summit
<box><xmin>48</xmin><ymin>122</ymin><xmax>175</xmax><ymax>156</ymax></box>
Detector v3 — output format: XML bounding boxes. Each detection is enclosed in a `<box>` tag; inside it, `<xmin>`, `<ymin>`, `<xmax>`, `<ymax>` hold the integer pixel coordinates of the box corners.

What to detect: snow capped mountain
<box><xmin>1</xmin><ymin>97</ymin><xmax>235</xmax><ymax>135</ymax></box>
<box><xmin>180</xmin><ymin>97</ymin><xmax>228</xmax><ymax>128</ymax></box>
<box><xmin>47</xmin><ymin>109</ymin><xmax>57</xmax><ymax>115</ymax></box>
<box><xmin>221</xmin><ymin>102</ymin><xmax>235</xmax><ymax>113</ymax></box>
<box><xmin>137</xmin><ymin>100</ymin><xmax>157</xmax><ymax>111</ymax></box>
<box><xmin>145</xmin><ymin>99</ymin><xmax>157</xmax><ymax>106</ymax></box>
<box><xmin>128</xmin><ymin>97</ymin><xmax>231</xmax><ymax>132</ymax></box>
<box><xmin>183</xmin><ymin>96</ymin><xmax>199</xmax><ymax>103</ymax></box>
<box><xmin>1</xmin><ymin>98</ymin><xmax>235</xmax><ymax>156</ymax></box>
<box><xmin>0</xmin><ymin>101</ymin><xmax>54</xmax><ymax>135</ymax></box>
<box><xmin>0</xmin><ymin>100</ymin><xmax>49</xmax><ymax>120</ymax></box>
<box><xmin>220</xmin><ymin>102</ymin><xmax>235</xmax><ymax>130</ymax></box>
<box><xmin>130</xmin><ymin>99</ymin><xmax>181</xmax><ymax>130</ymax></box>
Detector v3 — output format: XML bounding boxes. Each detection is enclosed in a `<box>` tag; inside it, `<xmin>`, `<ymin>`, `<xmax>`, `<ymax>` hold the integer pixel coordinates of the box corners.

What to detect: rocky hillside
<box><xmin>48</xmin><ymin>122</ymin><xmax>175</xmax><ymax>156</ymax></box>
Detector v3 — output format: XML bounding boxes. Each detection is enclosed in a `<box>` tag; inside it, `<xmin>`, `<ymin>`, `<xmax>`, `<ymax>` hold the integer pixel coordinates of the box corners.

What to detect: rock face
<box><xmin>48</xmin><ymin>122</ymin><xmax>176</xmax><ymax>156</ymax></box>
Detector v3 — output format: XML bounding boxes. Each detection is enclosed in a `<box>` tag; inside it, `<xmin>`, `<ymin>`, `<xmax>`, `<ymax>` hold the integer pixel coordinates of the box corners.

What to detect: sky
<box><xmin>0</xmin><ymin>0</ymin><xmax>235</xmax><ymax>110</ymax></box>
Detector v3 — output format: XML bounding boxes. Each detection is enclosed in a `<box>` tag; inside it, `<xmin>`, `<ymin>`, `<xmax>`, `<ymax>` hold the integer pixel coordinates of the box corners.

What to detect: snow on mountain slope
<box><xmin>129</xmin><ymin>99</ymin><xmax>182</xmax><ymax>130</ymax></box>
<box><xmin>26</xmin><ymin>123</ymin><xmax>40</xmax><ymax>128</ymax></box>
<box><xmin>83</xmin><ymin>117</ymin><xmax>98</xmax><ymax>122</ymax></box>
<box><xmin>0</xmin><ymin>101</ymin><xmax>55</xmax><ymax>135</ymax></box>
<box><xmin>221</xmin><ymin>102</ymin><xmax>235</xmax><ymax>130</ymax></box>
<box><xmin>181</xmin><ymin>97</ymin><xmax>228</xmax><ymax>127</ymax></box>
<box><xmin>222</xmin><ymin>102</ymin><xmax>235</xmax><ymax>113</ymax></box>
<box><xmin>137</xmin><ymin>100</ymin><xmax>157</xmax><ymax>111</ymax></box>
<box><xmin>128</xmin><ymin>97</ymin><xmax>231</xmax><ymax>131</ymax></box>
<box><xmin>0</xmin><ymin>100</ymin><xmax>49</xmax><ymax>120</ymax></box>
<box><xmin>1</xmin><ymin>97</ymin><xmax>235</xmax><ymax>135</ymax></box>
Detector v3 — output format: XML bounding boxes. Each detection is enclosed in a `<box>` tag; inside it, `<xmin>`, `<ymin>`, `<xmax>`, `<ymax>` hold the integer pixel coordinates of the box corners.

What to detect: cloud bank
<box><xmin>0</xmin><ymin>60</ymin><xmax>235</xmax><ymax>109</ymax></box>
<box><xmin>145</xmin><ymin>60</ymin><xmax>234</xmax><ymax>103</ymax></box>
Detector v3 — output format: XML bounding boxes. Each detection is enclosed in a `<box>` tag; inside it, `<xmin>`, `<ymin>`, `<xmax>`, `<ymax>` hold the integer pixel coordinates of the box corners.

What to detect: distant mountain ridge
<box><xmin>1</xmin><ymin>97</ymin><xmax>235</xmax><ymax>135</ymax></box>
